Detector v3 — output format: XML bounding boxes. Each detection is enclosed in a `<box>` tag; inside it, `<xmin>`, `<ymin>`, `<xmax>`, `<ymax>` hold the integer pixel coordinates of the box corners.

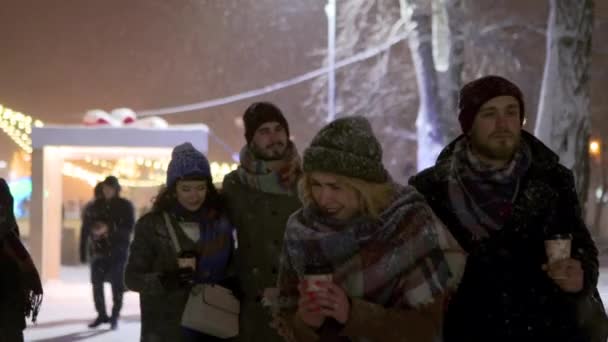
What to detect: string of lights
<box><xmin>0</xmin><ymin>104</ymin><xmax>237</xmax><ymax>187</ymax></box>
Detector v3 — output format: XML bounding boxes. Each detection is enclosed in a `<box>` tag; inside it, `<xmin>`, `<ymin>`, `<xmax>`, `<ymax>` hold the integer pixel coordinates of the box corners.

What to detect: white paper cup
<box><xmin>545</xmin><ymin>236</ymin><xmax>571</xmax><ymax>264</ymax></box>
<box><xmin>303</xmin><ymin>274</ymin><xmax>333</xmax><ymax>292</ymax></box>
<box><xmin>177</xmin><ymin>257</ymin><xmax>196</xmax><ymax>270</ymax></box>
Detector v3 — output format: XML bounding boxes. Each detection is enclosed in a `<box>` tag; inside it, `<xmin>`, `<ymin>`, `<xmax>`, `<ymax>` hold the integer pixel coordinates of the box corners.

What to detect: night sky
<box><xmin>0</xmin><ymin>0</ymin><xmax>606</xmax><ymax>168</ymax></box>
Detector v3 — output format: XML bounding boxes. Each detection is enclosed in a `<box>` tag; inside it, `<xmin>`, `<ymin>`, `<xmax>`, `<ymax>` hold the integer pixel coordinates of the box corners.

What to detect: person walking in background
<box><xmin>222</xmin><ymin>102</ymin><xmax>302</xmax><ymax>342</ymax></box>
<box><xmin>85</xmin><ymin>176</ymin><xmax>135</xmax><ymax>330</ymax></box>
<box><xmin>0</xmin><ymin>178</ymin><xmax>43</xmax><ymax>342</ymax></box>
<box><xmin>409</xmin><ymin>75</ymin><xmax>607</xmax><ymax>341</ymax></box>
<box><xmin>125</xmin><ymin>142</ymin><xmax>237</xmax><ymax>341</ymax></box>
<box><xmin>80</xmin><ymin>182</ymin><xmax>103</xmax><ymax>264</ymax></box>
<box><xmin>276</xmin><ymin>116</ymin><xmax>465</xmax><ymax>342</ymax></box>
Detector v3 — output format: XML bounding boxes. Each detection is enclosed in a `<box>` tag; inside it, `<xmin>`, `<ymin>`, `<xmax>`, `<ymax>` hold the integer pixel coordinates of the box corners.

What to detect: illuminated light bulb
<box><xmin>590</xmin><ymin>140</ymin><xmax>601</xmax><ymax>156</ymax></box>
<box><xmin>33</xmin><ymin>120</ymin><xmax>44</xmax><ymax>128</ymax></box>
<box><xmin>144</xmin><ymin>160</ymin><xmax>152</xmax><ymax>167</ymax></box>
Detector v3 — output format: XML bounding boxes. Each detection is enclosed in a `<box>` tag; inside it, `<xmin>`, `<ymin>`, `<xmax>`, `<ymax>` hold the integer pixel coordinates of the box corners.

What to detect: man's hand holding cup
<box><xmin>543</xmin><ymin>234</ymin><xmax>584</xmax><ymax>293</ymax></box>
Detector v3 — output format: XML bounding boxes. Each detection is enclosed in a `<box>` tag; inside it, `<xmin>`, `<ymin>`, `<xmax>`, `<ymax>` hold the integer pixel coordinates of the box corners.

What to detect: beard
<box><xmin>470</xmin><ymin>131</ymin><xmax>521</xmax><ymax>163</ymax></box>
<box><xmin>251</xmin><ymin>141</ymin><xmax>288</xmax><ymax>161</ymax></box>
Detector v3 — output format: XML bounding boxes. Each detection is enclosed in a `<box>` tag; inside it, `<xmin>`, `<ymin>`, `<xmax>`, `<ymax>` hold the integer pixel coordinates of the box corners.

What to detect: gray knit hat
<box><xmin>303</xmin><ymin>116</ymin><xmax>388</xmax><ymax>183</ymax></box>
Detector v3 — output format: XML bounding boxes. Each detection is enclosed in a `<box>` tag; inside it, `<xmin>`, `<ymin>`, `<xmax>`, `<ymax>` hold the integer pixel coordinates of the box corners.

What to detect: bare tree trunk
<box><xmin>401</xmin><ymin>0</ymin><xmax>461</xmax><ymax>170</ymax></box>
<box><xmin>437</xmin><ymin>0</ymin><xmax>464</xmax><ymax>142</ymax></box>
<box><xmin>593</xmin><ymin>154</ymin><xmax>607</xmax><ymax>234</ymax></box>
<box><xmin>535</xmin><ymin>0</ymin><xmax>594</xmax><ymax>209</ymax></box>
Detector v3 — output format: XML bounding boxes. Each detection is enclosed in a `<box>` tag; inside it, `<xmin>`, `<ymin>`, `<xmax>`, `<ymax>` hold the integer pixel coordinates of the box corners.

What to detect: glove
<box><xmin>159</xmin><ymin>267</ymin><xmax>195</xmax><ymax>290</ymax></box>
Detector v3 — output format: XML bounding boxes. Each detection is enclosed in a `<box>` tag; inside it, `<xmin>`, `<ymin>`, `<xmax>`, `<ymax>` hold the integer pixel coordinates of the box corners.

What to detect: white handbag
<box><xmin>163</xmin><ymin>212</ymin><xmax>240</xmax><ymax>338</ymax></box>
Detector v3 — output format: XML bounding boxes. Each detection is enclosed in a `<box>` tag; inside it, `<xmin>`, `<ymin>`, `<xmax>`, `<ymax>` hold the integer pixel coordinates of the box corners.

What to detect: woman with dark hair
<box><xmin>0</xmin><ymin>178</ymin><xmax>43</xmax><ymax>342</ymax></box>
<box><xmin>125</xmin><ymin>143</ymin><xmax>236</xmax><ymax>342</ymax></box>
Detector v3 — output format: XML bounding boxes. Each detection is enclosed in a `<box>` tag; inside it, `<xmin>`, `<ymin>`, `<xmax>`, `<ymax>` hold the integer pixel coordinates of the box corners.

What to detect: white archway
<box><xmin>30</xmin><ymin>124</ymin><xmax>209</xmax><ymax>281</ymax></box>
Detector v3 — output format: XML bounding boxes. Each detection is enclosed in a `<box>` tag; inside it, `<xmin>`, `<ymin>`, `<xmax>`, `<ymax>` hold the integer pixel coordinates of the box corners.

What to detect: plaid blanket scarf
<box><xmin>277</xmin><ymin>184</ymin><xmax>464</xmax><ymax>313</ymax></box>
<box><xmin>447</xmin><ymin>139</ymin><xmax>531</xmax><ymax>239</ymax></box>
<box><xmin>237</xmin><ymin>142</ymin><xmax>301</xmax><ymax>196</ymax></box>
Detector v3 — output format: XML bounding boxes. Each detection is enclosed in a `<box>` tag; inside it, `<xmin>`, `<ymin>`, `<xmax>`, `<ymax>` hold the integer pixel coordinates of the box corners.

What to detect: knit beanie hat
<box><xmin>166</xmin><ymin>142</ymin><xmax>211</xmax><ymax>188</ymax></box>
<box><xmin>243</xmin><ymin>102</ymin><xmax>290</xmax><ymax>144</ymax></box>
<box><xmin>303</xmin><ymin>116</ymin><xmax>388</xmax><ymax>183</ymax></box>
<box><xmin>102</xmin><ymin>176</ymin><xmax>121</xmax><ymax>192</ymax></box>
<box><xmin>458</xmin><ymin>75</ymin><xmax>525</xmax><ymax>133</ymax></box>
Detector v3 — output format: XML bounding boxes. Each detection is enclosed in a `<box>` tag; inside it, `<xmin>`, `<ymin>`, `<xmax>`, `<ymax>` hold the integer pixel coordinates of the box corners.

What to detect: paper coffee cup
<box><xmin>302</xmin><ymin>274</ymin><xmax>333</xmax><ymax>292</ymax></box>
<box><xmin>177</xmin><ymin>257</ymin><xmax>196</xmax><ymax>270</ymax></box>
<box><xmin>545</xmin><ymin>234</ymin><xmax>572</xmax><ymax>264</ymax></box>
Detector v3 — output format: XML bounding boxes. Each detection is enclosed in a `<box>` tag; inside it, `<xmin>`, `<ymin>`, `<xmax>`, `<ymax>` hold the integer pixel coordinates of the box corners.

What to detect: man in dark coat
<box><xmin>222</xmin><ymin>102</ymin><xmax>302</xmax><ymax>342</ymax></box>
<box><xmin>409</xmin><ymin>75</ymin><xmax>607</xmax><ymax>342</ymax></box>
<box><xmin>83</xmin><ymin>176</ymin><xmax>134</xmax><ymax>330</ymax></box>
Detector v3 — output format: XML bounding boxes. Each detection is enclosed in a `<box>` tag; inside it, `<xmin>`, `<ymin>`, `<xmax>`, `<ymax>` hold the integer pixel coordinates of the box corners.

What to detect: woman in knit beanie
<box><xmin>125</xmin><ymin>142</ymin><xmax>237</xmax><ymax>342</ymax></box>
<box><xmin>274</xmin><ymin>116</ymin><xmax>466</xmax><ymax>342</ymax></box>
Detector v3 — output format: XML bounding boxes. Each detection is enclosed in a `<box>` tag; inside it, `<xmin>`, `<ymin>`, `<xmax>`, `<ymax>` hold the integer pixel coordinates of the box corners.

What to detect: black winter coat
<box><xmin>81</xmin><ymin>197</ymin><xmax>135</xmax><ymax>262</ymax></box>
<box><xmin>410</xmin><ymin>131</ymin><xmax>604</xmax><ymax>342</ymax></box>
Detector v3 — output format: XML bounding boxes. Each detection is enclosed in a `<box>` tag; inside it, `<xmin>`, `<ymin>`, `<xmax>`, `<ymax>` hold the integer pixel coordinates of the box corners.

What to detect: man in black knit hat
<box><xmin>410</xmin><ymin>75</ymin><xmax>607</xmax><ymax>341</ymax></box>
<box><xmin>223</xmin><ymin>102</ymin><xmax>302</xmax><ymax>342</ymax></box>
<box><xmin>84</xmin><ymin>176</ymin><xmax>135</xmax><ymax>330</ymax></box>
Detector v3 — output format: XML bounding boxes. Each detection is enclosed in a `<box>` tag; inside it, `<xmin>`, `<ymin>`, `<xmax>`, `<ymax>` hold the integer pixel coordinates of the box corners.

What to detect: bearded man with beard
<box><xmin>222</xmin><ymin>102</ymin><xmax>302</xmax><ymax>342</ymax></box>
<box><xmin>410</xmin><ymin>75</ymin><xmax>607</xmax><ymax>342</ymax></box>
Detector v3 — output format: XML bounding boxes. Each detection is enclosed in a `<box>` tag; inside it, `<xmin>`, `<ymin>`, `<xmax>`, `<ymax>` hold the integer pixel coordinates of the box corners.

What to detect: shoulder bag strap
<box><xmin>163</xmin><ymin>212</ymin><xmax>182</xmax><ymax>255</ymax></box>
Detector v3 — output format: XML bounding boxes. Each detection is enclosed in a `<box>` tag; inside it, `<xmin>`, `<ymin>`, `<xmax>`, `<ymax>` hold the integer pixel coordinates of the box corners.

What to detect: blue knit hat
<box><xmin>166</xmin><ymin>143</ymin><xmax>211</xmax><ymax>187</ymax></box>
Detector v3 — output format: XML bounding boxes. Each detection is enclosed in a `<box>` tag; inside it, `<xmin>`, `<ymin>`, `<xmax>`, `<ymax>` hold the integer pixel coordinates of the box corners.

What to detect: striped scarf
<box><xmin>237</xmin><ymin>142</ymin><xmax>301</xmax><ymax>196</ymax></box>
<box><xmin>447</xmin><ymin>139</ymin><xmax>531</xmax><ymax>239</ymax></box>
<box><xmin>277</xmin><ymin>185</ymin><xmax>464</xmax><ymax>312</ymax></box>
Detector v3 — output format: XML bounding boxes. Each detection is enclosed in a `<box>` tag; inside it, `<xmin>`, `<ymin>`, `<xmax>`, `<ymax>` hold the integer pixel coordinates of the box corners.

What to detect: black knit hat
<box><xmin>243</xmin><ymin>102</ymin><xmax>290</xmax><ymax>144</ymax></box>
<box><xmin>458</xmin><ymin>75</ymin><xmax>525</xmax><ymax>133</ymax></box>
<box><xmin>303</xmin><ymin>116</ymin><xmax>388</xmax><ymax>183</ymax></box>
<box><xmin>102</xmin><ymin>176</ymin><xmax>121</xmax><ymax>192</ymax></box>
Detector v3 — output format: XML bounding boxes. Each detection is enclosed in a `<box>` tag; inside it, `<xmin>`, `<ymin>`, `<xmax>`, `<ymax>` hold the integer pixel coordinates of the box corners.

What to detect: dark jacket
<box><xmin>125</xmin><ymin>212</ymin><xmax>192</xmax><ymax>341</ymax></box>
<box><xmin>82</xmin><ymin>197</ymin><xmax>135</xmax><ymax>262</ymax></box>
<box><xmin>125</xmin><ymin>211</ymin><xmax>235</xmax><ymax>341</ymax></box>
<box><xmin>409</xmin><ymin>131</ymin><xmax>603</xmax><ymax>342</ymax></box>
<box><xmin>0</xmin><ymin>239</ymin><xmax>26</xmax><ymax>335</ymax></box>
<box><xmin>222</xmin><ymin>171</ymin><xmax>302</xmax><ymax>342</ymax></box>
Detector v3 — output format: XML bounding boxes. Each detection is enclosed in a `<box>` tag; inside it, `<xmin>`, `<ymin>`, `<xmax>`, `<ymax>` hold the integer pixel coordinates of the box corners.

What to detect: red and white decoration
<box><xmin>83</xmin><ymin>108</ymin><xmax>168</xmax><ymax>128</ymax></box>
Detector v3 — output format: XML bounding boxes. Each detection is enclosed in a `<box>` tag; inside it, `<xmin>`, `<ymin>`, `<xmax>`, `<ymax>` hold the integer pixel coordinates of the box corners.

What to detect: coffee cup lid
<box><xmin>546</xmin><ymin>233</ymin><xmax>572</xmax><ymax>240</ymax></box>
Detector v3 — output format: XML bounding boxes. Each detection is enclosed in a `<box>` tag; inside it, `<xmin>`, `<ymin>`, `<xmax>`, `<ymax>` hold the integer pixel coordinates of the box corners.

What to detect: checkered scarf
<box><xmin>277</xmin><ymin>185</ymin><xmax>464</xmax><ymax>312</ymax></box>
<box><xmin>237</xmin><ymin>142</ymin><xmax>301</xmax><ymax>196</ymax></box>
<box><xmin>447</xmin><ymin>139</ymin><xmax>531</xmax><ymax>239</ymax></box>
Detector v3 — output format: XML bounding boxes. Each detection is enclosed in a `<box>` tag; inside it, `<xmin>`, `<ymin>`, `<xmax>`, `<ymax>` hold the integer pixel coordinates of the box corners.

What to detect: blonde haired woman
<box><xmin>275</xmin><ymin>116</ymin><xmax>465</xmax><ymax>342</ymax></box>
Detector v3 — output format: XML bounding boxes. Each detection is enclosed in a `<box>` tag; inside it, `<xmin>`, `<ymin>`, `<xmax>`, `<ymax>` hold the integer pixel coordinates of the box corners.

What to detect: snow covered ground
<box><xmin>22</xmin><ymin>262</ymin><xmax>608</xmax><ymax>341</ymax></box>
<box><xmin>24</xmin><ymin>266</ymin><xmax>141</xmax><ymax>341</ymax></box>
